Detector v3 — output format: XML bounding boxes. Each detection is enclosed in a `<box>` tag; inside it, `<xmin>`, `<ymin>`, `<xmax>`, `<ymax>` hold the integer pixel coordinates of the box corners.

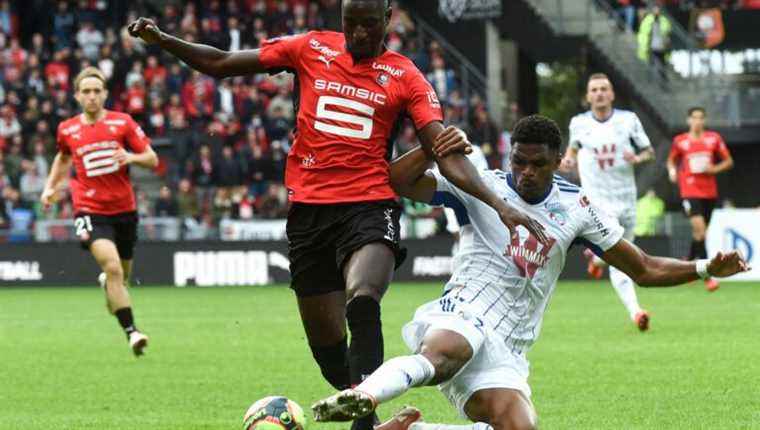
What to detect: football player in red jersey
<box><xmin>667</xmin><ymin>107</ymin><xmax>734</xmax><ymax>292</ymax></box>
<box><xmin>129</xmin><ymin>2</ymin><xmax>545</xmax><ymax>425</ymax></box>
<box><xmin>40</xmin><ymin>67</ymin><xmax>158</xmax><ymax>356</ymax></box>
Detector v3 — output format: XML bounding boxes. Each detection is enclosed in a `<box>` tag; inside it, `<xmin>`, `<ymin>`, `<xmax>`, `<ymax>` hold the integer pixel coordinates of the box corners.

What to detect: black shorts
<box><xmin>682</xmin><ymin>198</ymin><xmax>716</xmax><ymax>224</ymax></box>
<box><xmin>75</xmin><ymin>212</ymin><xmax>138</xmax><ymax>260</ymax></box>
<box><xmin>286</xmin><ymin>200</ymin><xmax>406</xmax><ymax>297</ymax></box>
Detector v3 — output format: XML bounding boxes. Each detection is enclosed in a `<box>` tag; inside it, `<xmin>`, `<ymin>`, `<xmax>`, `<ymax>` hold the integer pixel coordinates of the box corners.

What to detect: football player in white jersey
<box><xmin>560</xmin><ymin>73</ymin><xmax>655</xmax><ymax>331</ymax></box>
<box><xmin>312</xmin><ymin>115</ymin><xmax>749</xmax><ymax>430</ymax></box>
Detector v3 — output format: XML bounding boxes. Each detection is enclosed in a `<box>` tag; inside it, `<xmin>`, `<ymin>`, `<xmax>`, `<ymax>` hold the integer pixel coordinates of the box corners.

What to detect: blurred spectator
<box><xmin>638</xmin><ymin>3</ymin><xmax>672</xmax><ymax>78</ymax></box>
<box><xmin>176</xmin><ymin>178</ymin><xmax>200</xmax><ymax>220</ymax></box>
<box><xmin>427</xmin><ymin>56</ymin><xmax>457</xmax><ymax>101</ymax></box>
<box><xmin>144</xmin><ymin>55</ymin><xmax>167</xmax><ymax>87</ymax></box>
<box><xmin>76</xmin><ymin>21</ymin><xmax>105</xmax><ymax>61</ymax></box>
<box><xmin>216</xmin><ymin>79</ymin><xmax>236</xmax><ymax>117</ymax></box>
<box><xmin>44</xmin><ymin>50</ymin><xmax>71</xmax><ymax>92</ymax></box>
<box><xmin>31</xmin><ymin>120</ymin><xmax>55</xmax><ymax>154</ymax></box>
<box><xmin>256</xmin><ymin>183</ymin><xmax>288</xmax><ymax>219</ymax></box>
<box><xmin>635</xmin><ymin>189</ymin><xmax>665</xmax><ymax>236</ymax></box>
<box><xmin>4</xmin><ymin>137</ymin><xmax>24</xmax><ymax>186</ymax></box>
<box><xmin>467</xmin><ymin>108</ymin><xmax>500</xmax><ymax>168</ymax></box>
<box><xmin>244</xmin><ymin>140</ymin><xmax>270</xmax><ymax>197</ymax></box>
<box><xmin>216</xmin><ymin>145</ymin><xmax>245</xmax><ymax>190</ymax></box>
<box><xmin>182</xmin><ymin>71</ymin><xmax>215</xmax><ymax>122</ymax></box>
<box><xmin>19</xmin><ymin>161</ymin><xmax>44</xmax><ymax>205</ymax></box>
<box><xmin>268</xmin><ymin>85</ymin><xmax>295</xmax><ymax>121</ymax></box>
<box><xmin>136</xmin><ymin>189</ymin><xmax>151</xmax><ymax>218</ymax></box>
<box><xmin>265</xmin><ymin>106</ymin><xmax>292</xmax><ymax>142</ymax></box>
<box><xmin>154</xmin><ymin>185</ymin><xmax>179</xmax><ymax>217</ymax></box>
<box><xmin>30</xmin><ymin>140</ymin><xmax>50</xmax><ymax>178</ymax></box>
<box><xmin>615</xmin><ymin>0</ymin><xmax>637</xmax><ymax>32</ymax></box>
<box><xmin>53</xmin><ymin>1</ymin><xmax>76</xmax><ymax>50</ymax></box>
<box><xmin>191</xmin><ymin>144</ymin><xmax>217</xmax><ymax>207</ymax></box>
<box><xmin>0</xmin><ymin>105</ymin><xmax>21</xmax><ymax>143</ymax></box>
<box><xmin>227</xmin><ymin>16</ymin><xmax>243</xmax><ymax>51</ymax></box>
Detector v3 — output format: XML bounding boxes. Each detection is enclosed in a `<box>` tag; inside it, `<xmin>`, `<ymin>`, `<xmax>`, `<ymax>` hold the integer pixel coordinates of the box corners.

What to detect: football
<box><xmin>243</xmin><ymin>396</ymin><xmax>307</xmax><ymax>430</ymax></box>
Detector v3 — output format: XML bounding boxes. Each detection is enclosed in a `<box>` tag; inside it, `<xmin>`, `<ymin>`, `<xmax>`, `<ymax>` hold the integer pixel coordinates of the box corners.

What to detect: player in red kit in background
<box><xmin>40</xmin><ymin>67</ymin><xmax>158</xmax><ymax>356</ymax></box>
<box><xmin>129</xmin><ymin>1</ymin><xmax>545</xmax><ymax>428</ymax></box>
<box><xmin>668</xmin><ymin>107</ymin><xmax>733</xmax><ymax>292</ymax></box>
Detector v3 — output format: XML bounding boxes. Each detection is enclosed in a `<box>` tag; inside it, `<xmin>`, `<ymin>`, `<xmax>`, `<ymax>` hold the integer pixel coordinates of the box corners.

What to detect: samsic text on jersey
<box><xmin>259</xmin><ymin>31</ymin><xmax>443</xmax><ymax>203</ymax></box>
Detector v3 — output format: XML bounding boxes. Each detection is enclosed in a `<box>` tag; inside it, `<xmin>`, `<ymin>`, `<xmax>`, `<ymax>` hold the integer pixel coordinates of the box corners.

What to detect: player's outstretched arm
<box><xmin>601</xmin><ymin>239</ymin><xmax>750</xmax><ymax>287</ymax></box>
<box><xmin>417</xmin><ymin>122</ymin><xmax>548</xmax><ymax>244</ymax></box>
<box><xmin>40</xmin><ymin>151</ymin><xmax>72</xmax><ymax>209</ymax></box>
<box><xmin>128</xmin><ymin>18</ymin><xmax>267</xmax><ymax>79</ymax></box>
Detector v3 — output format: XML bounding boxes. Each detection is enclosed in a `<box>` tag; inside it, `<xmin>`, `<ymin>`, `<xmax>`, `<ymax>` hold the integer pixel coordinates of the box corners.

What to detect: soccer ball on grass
<box><xmin>243</xmin><ymin>396</ymin><xmax>306</xmax><ymax>430</ymax></box>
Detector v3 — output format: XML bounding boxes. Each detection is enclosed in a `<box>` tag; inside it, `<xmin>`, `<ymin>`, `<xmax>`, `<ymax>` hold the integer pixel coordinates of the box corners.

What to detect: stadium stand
<box><xmin>0</xmin><ymin>0</ymin><xmax>502</xmax><ymax>241</ymax></box>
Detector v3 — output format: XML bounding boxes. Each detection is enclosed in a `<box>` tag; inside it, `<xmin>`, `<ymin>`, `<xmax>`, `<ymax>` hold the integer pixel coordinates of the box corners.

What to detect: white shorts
<box><xmin>401</xmin><ymin>296</ymin><xmax>532</xmax><ymax>417</ymax></box>
<box><xmin>596</xmin><ymin>199</ymin><xmax>636</xmax><ymax>241</ymax></box>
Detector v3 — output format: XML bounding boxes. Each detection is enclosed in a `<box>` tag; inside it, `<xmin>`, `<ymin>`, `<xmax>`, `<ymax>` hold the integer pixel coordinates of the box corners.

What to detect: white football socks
<box><xmin>355</xmin><ymin>354</ymin><xmax>435</xmax><ymax>403</ymax></box>
<box><xmin>609</xmin><ymin>265</ymin><xmax>642</xmax><ymax>319</ymax></box>
<box><xmin>410</xmin><ymin>423</ymin><xmax>493</xmax><ymax>430</ymax></box>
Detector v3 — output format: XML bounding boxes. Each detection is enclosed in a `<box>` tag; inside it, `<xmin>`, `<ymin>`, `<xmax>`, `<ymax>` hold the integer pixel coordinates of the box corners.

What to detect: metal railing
<box><xmin>409</xmin><ymin>12</ymin><xmax>489</xmax><ymax>121</ymax></box>
<box><xmin>521</xmin><ymin>0</ymin><xmax>760</xmax><ymax>128</ymax></box>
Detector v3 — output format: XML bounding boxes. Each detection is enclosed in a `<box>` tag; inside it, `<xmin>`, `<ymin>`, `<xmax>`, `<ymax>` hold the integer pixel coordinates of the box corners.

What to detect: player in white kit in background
<box><xmin>312</xmin><ymin>116</ymin><xmax>749</xmax><ymax>430</ymax></box>
<box><xmin>560</xmin><ymin>73</ymin><xmax>656</xmax><ymax>331</ymax></box>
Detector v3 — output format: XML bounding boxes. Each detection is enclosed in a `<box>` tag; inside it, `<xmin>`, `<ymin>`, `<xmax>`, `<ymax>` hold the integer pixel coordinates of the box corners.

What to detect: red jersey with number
<box><xmin>56</xmin><ymin>111</ymin><xmax>151</xmax><ymax>215</ymax></box>
<box><xmin>668</xmin><ymin>130</ymin><xmax>730</xmax><ymax>199</ymax></box>
<box><xmin>258</xmin><ymin>31</ymin><xmax>443</xmax><ymax>203</ymax></box>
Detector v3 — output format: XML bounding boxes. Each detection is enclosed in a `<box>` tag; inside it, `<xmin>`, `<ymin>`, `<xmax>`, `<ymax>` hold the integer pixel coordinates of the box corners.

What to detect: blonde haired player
<box><xmin>560</xmin><ymin>73</ymin><xmax>654</xmax><ymax>331</ymax></box>
<box><xmin>41</xmin><ymin>67</ymin><xmax>158</xmax><ymax>355</ymax></box>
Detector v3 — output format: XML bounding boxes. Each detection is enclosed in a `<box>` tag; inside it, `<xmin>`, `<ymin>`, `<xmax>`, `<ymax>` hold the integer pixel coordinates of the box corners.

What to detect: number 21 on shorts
<box><xmin>75</xmin><ymin>215</ymin><xmax>93</xmax><ymax>239</ymax></box>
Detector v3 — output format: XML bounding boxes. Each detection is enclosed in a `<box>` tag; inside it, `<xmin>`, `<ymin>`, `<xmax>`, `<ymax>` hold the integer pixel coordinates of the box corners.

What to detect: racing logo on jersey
<box><xmin>504</xmin><ymin>230</ymin><xmax>556</xmax><ymax>279</ymax></box>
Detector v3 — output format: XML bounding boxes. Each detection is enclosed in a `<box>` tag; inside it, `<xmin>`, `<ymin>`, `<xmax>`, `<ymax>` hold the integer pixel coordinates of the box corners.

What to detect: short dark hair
<box><xmin>688</xmin><ymin>106</ymin><xmax>706</xmax><ymax>116</ymax></box>
<box><xmin>511</xmin><ymin>115</ymin><xmax>562</xmax><ymax>152</ymax></box>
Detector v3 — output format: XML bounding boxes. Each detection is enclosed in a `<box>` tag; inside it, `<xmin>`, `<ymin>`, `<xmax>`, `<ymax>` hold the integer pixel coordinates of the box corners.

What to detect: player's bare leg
<box><xmin>343</xmin><ymin>242</ymin><xmax>396</xmax><ymax>430</ymax></box>
<box><xmin>99</xmin><ymin>259</ymin><xmax>133</xmax><ymax>290</ymax></box>
<box><xmin>121</xmin><ymin>259</ymin><xmax>133</xmax><ymax>287</ymax></box>
<box><xmin>297</xmin><ymin>290</ymin><xmax>350</xmax><ymax>390</ymax></box>
<box><xmin>463</xmin><ymin>388</ymin><xmax>537</xmax><ymax>430</ymax></box>
<box><xmin>689</xmin><ymin>215</ymin><xmax>718</xmax><ymax>291</ymax></box>
<box><xmin>90</xmin><ymin>239</ymin><xmax>147</xmax><ymax>355</ymax></box>
<box><xmin>313</xmin><ymin>329</ymin><xmax>470</xmax><ymax>423</ymax></box>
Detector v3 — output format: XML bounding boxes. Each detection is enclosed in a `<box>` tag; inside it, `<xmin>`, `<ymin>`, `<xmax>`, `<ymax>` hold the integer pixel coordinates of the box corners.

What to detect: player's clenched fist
<box><xmin>433</xmin><ymin>126</ymin><xmax>472</xmax><ymax>158</ymax></box>
<box><xmin>707</xmin><ymin>251</ymin><xmax>751</xmax><ymax>278</ymax></box>
<box><xmin>39</xmin><ymin>187</ymin><xmax>59</xmax><ymax>210</ymax></box>
<box><xmin>127</xmin><ymin>17</ymin><xmax>162</xmax><ymax>44</ymax></box>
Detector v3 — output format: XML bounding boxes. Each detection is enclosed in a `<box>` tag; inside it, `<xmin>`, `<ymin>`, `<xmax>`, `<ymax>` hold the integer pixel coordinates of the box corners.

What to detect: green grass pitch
<box><xmin>1</xmin><ymin>281</ymin><xmax>759</xmax><ymax>429</ymax></box>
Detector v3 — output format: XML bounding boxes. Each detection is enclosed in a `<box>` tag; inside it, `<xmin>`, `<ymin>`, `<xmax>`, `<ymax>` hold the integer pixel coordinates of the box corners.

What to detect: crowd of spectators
<box><xmin>0</xmin><ymin>0</ymin><xmax>507</xmax><ymax>240</ymax></box>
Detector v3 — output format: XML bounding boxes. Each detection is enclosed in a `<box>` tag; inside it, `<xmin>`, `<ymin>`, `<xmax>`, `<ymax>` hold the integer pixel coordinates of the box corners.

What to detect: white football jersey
<box><xmin>569</xmin><ymin>109</ymin><xmax>651</xmax><ymax>207</ymax></box>
<box><xmin>429</xmin><ymin>169</ymin><xmax>624</xmax><ymax>354</ymax></box>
